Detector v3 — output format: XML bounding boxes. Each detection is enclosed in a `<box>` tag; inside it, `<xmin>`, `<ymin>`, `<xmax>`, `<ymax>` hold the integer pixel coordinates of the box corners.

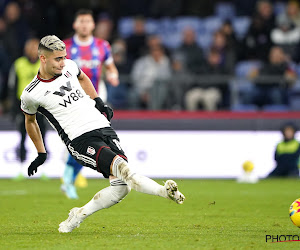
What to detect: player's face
<box><xmin>44</xmin><ymin>49</ymin><xmax>67</xmax><ymax>76</ymax></box>
<box><xmin>73</xmin><ymin>14</ymin><xmax>95</xmax><ymax>37</ymax></box>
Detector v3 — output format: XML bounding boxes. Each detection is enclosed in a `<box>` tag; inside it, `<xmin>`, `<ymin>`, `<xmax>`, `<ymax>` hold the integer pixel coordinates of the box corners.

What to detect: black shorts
<box><xmin>67</xmin><ymin>127</ymin><xmax>127</xmax><ymax>178</ymax></box>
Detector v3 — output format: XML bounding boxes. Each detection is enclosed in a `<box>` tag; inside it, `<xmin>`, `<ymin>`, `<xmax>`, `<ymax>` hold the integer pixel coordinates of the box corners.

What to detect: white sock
<box><xmin>78</xmin><ymin>178</ymin><xmax>130</xmax><ymax>218</ymax></box>
<box><xmin>111</xmin><ymin>157</ymin><xmax>168</xmax><ymax>198</ymax></box>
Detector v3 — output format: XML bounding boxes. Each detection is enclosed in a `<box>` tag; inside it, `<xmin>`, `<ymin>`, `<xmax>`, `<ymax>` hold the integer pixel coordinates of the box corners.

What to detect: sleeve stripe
<box><xmin>77</xmin><ymin>67</ymin><xmax>81</xmax><ymax>77</ymax></box>
<box><xmin>25</xmin><ymin>79</ymin><xmax>40</xmax><ymax>92</ymax></box>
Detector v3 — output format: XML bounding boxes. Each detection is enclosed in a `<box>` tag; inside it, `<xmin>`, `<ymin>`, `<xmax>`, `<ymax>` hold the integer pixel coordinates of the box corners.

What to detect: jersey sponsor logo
<box><xmin>53</xmin><ymin>81</ymin><xmax>72</xmax><ymax>97</ymax></box>
<box><xmin>58</xmin><ymin>89</ymin><xmax>84</xmax><ymax>107</ymax></box>
<box><xmin>87</xmin><ymin>146</ymin><xmax>96</xmax><ymax>155</ymax></box>
<box><xmin>73</xmin><ymin>58</ymin><xmax>101</xmax><ymax>69</ymax></box>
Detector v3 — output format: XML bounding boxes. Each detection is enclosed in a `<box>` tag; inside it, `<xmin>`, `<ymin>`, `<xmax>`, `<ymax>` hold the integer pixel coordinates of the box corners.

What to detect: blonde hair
<box><xmin>38</xmin><ymin>35</ymin><xmax>65</xmax><ymax>55</ymax></box>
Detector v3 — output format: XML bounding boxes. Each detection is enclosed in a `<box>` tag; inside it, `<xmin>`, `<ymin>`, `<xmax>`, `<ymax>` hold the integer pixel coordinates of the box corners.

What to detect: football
<box><xmin>289</xmin><ymin>198</ymin><xmax>300</xmax><ymax>227</ymax></box>
<box><xmin>242</xmin><ymin>161</ymin><xmax>254</xmax><ymax>173</ymax></box>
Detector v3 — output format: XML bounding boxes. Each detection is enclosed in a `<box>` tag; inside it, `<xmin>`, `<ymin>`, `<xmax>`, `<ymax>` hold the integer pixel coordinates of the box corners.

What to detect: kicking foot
<box><xmin>165</xmin><ymin>180</ymin><xmax>185</xmax><ymax>204</ymax></box>
<box><xmin>58</xmin><ymin>207</ymin><xmax>83</xmax><ymax>233</ymax></box>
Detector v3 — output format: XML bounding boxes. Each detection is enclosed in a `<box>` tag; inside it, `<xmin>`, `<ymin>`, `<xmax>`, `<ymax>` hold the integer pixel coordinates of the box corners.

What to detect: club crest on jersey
<box><xmin>87</xmin><ymin>146</ymin><xmax>96</xmax><ymax>155</ymax></box>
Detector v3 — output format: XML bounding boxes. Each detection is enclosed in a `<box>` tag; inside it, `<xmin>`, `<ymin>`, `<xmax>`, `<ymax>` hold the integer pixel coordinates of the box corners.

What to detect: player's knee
<box><xmin>111</xmin><ymin>156</ymin><xmax>133</xmax><ymax>181</ymax></box>
<box><xmin>111</xmin><ymin>184</ymin><xmax>131</xmax><ymax>200</ymax></box>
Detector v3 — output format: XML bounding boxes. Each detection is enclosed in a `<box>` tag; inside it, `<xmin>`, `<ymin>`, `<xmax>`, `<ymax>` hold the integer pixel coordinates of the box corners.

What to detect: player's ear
<box><xmin>39</xmin><ymin>54</ymin><xmax>46</xmax><ymax>63</ymax></box>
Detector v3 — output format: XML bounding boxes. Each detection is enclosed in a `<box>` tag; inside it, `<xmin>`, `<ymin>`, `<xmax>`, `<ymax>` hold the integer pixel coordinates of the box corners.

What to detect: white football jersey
<box><xmin>20</xmin><ymin>59</ymin><xmax>110</xmax><ymax>144</ymax></box>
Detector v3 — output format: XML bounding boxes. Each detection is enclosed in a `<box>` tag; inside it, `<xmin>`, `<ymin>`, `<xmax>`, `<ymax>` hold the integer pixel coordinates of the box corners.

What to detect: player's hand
<box><xmin>106</xmin><ymin>74</ymin><xmax>119</xmax><ymax>87</ymax></box>
<box><xmin>28</xmin><ymin>153</ymin><xmax>47</xmax><ymax>176</ymax></box>
<box><xmin>94</xmin><ymin>97</ymin><xmax>114</xmax><ymax>121</ymax></box>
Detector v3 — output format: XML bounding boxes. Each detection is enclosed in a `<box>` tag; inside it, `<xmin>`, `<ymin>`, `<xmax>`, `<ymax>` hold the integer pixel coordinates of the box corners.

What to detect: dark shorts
<box><xmin>67</xmin><ymin>127</ymin><xmax>127</xmax><ymax>178</ymax></box>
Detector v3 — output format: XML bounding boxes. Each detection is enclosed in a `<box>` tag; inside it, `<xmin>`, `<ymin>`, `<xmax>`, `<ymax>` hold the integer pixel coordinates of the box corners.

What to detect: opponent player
<box><xmin>20</xmin><ymin>35</ymin><xmax>185</xmax><ymax>233</ymax></box>
<box><xmin>62</xmin><ymin>9</ymin><xmax>119</xmax><ymax>199</ymax></box>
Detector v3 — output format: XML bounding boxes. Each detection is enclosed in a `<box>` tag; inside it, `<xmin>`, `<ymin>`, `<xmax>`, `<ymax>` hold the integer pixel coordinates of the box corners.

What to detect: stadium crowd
<box><xmin>1</xmin><ymin>0</ymin><xmax>300</xmax><ymax>112</ymax></box>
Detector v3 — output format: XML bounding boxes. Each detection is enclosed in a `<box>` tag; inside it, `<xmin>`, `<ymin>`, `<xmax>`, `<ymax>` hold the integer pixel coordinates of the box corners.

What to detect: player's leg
<box><xmin>58</xmin><ymin>176</ymin><xmax>130</xmax><ymax>233</ymax></box>
<box><xmin>97</xmin><ymin>146</ymin><xmax>185</xmax><ymax>204</ymax></box>
<box><xmin>111</xmin><ymin>155</ymin><xmax>185</xmax><ymax>204</ymax></box>
<box><xmin>61</xmin><ymin>155</ymin><xmax>81</xmax><ymax>199</ymax></box>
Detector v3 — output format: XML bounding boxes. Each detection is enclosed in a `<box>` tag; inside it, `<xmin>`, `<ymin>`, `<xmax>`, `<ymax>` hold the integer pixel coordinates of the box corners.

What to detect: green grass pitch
<box><xmin>1</xmin><ymin>178</ymin><xmax>300</xmax><ymax>249</ymax></box>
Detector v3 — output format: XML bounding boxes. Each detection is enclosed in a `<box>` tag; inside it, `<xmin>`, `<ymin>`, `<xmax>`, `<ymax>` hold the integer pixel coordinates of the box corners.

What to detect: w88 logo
<box><xmin>59</xmin><ymin>89</ymin><xmax>84</xmax><ymax>107</ymax></box>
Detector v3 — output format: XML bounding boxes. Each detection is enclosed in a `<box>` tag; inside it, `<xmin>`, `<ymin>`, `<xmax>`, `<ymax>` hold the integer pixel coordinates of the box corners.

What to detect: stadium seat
<box><xmin>214</xmin><ymin>2</ymin><xmax>236</xmax><ymax>20</ymax></box>
<box><xmin>197</xmin><ymin>33</ymin><xmax>213</xmax><ymax>50</ymax></box>
<box><xmin>235</xmin><ymin>60</ymin><xmax>262</xmax><ymax>77</ymax></box>
<box><xmin>203</xmin><ymin>16</ymin><xmax>223</xmax><ymax>34</ymax></box>
<box><xmin>161</xmin><ymin>32</ymin><xmax>182</xmax><ymax>49</ymax></box>
<box><xmin>158</xmin><ymin>17</ymin><xmax>177</xmax><ymax>34</ymax></box>
<box><xmin>262</xmin><ymin>104</ymin><xmax>290</xmax><ymax>112</ymax></box>
<box><xmin>175</xmin><ymin>17</ymin><xmax>202</xmax><ymax>33</ymax></box>
<box><xmin>118</xmin><ymin>17</ymin><xmax>134</xmax><ymax>38</ymax></box>
<box><xmin>232</xmin><ymin>16</ymin><xmax>251</xmax><ymax>40</ymax></box>
<box><xmin>145</xmin><ymin>19</ymin><xmax>159</xmax><ymax>35</ymax></box>
<box><xmin>231</xmin><ymin>103</ymin><xmax>258</xmax><ymax>112</ymax></box>
<box><xmin>295</xmin><ymin>64</ymin><xmax>300</xmax><ymax>77</ymax></box>
<box><xmin>289</xmin><ymin>96</ymin><xmax>300</xmax><ymax>110</ymax></box>
<box><xmin>287</xmin><ymin>81</ymin><xmax>300</xmax><ymax>110</ymax></box>
<box><xmin>233</xmin><ymin>60</ymin><xmax>262</xmax><ymax>107</ymax></box>
<box><xmin>273</xmin><ymin>2</ymin><xmax>286</xmax><ymax>16</ymax></box>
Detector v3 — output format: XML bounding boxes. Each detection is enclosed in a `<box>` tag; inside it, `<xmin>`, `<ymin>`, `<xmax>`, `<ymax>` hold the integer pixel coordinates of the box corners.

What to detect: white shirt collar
<box><xmin>73</xmin><ymin>34</ymin><xmax>94</xmax><ymax>46</ymax></box>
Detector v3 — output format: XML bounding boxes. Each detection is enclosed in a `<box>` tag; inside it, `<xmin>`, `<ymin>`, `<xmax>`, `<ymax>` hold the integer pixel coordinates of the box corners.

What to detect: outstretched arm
<box><xmin>25</xmin><ymin>113</ymin><xmax>46</xmax><ymax>153</ymax></box>
<box><xmin>77</xmin><ymin>70</ymin><xmax>98</xmax><ymax>99</ymax></box>
<box><xmin>24</xmin><ymin>112</ymin><xmax>47</xmax><ymax>176</ymax></box>
<box><xmin>77</xmin><ymin>69</ymin><xmax>114</xmax><ymax>121</ymax></box>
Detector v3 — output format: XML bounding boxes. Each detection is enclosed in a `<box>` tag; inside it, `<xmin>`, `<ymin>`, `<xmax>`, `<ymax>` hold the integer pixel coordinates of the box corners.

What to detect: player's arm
<box><xmin>24</xmin><ymin>113</ymin><xmax>47</xmax><ymax>176</ymax></box>
<box><xmin>77</xmin><ymin>70</ymin><xmax>98</xmax><ymax>99</ymax></box>
<box><xmin>77</xmin><ymin>69</ymin><xmax>114</xmax><ymax>121</ymax></box>
<box><xmin>105</xmin><ymin>63</ymin><xmax>119</xmax><ymax>87</ymax></box>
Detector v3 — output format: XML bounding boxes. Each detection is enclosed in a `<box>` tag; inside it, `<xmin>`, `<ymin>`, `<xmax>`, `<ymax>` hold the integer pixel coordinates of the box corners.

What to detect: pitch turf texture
<box><xmin>1</xmin><ymin>179</ymin><xmax>300</xmax><ymax>249</ymax></box>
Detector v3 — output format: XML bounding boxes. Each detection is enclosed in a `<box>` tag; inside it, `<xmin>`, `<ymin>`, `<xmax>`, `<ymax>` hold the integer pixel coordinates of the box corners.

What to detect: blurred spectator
<box><xmin>168</xmin><ymin>52</ymin><xmax>188</xmax><ymax>110</ymax></box>
<box><xmin>219</xmin><ymin>20</ymin><xmax>238</xmax><ymax>50</ymax></box>
<box><xmin>268</xmin><ymin>122</ymin><xmax>300</xmax><ymax>177</ymax></box>
<box><xmin>210</xmin><ymin>30</ymin><xmax>236</xmax><ymax>73</ymax></box>
<box><xmin>184</xmin><ymin>49</ymin><xmax>227</xmax><ymax>111</ymax></box>
<box><xmin>94</xmin><ymin>13</ymin><xmax>114</xmax><ymax>42</ymax></box>
<box><xmin>241</xmin><ymin>0</ymin><xmax>275</xmax><ymax>61</ymax></box>
<box><xmin>277</xmin><ymin>0</ymin><xmax>300</xmax><ymax>28</ymax></box>
<box><xmin>7</xmin><ymin>38</ymin><xmax>47</xmax><ymax>165</ymax></box>
<box><xmin>0</xmin><ymin>17</ymin><xmax>11</xmax><ymax>113</ymax></box>
<box><xmin>130</xmin><ymin>45</ymin><xmax>171</xmax><ymax>109</ymax></box>
<box><xmin>107</xmin><ymin>38</ymin><xmax>131</xmax><ymax>109</ymax></box>
<box><xmin>255</xmin><ymin>0</ymin><xmax>275</xmax><ymax>31</ymax></box>
<box><xmin>271</xmin><ymin>14</ymin><xmax>300</xmax><ymax>57</ymax></box>
<box><xmin>3</xmin><ymin>1</ymin><xmax>28</xmax><ymax>62</ymax></box>
<box><xmin>1</xmin><ymin>1</ymin><xmax>29</xmax><ymax>111</ymax></box>
<box><xmin>251</xmin><ymin>46</ymin><xmax>296</xmax><ymax>107</ymax></box>
<box><xmin>125</xmin><ymin>16</ymin><xmax>147</xmax><ymax>67</ymax></box>
<box><xmin>176</xmin><ymin>27</ymin><xmax>203</xmax><ymax>74</ymax></box>
<box><xmin>146</xmin><ymin>34</ymin><xmax>163</xmax><ymax>50</ymax></box>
